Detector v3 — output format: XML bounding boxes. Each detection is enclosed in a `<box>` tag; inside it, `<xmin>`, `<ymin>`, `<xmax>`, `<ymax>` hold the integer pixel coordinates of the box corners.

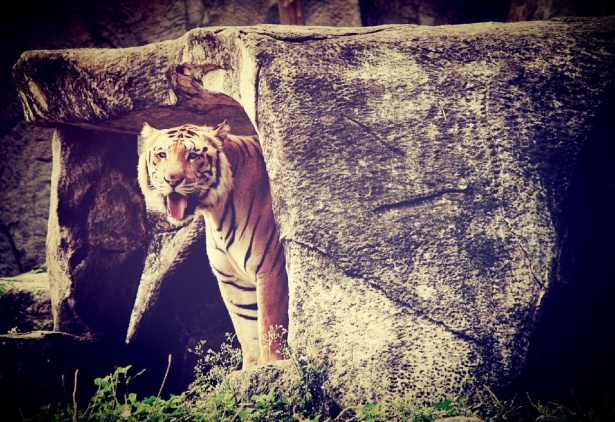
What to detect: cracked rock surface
<box><xmin>13</xmin><ymin>18</ymin><xmax>615</xmax><ymax>405</ymax></box>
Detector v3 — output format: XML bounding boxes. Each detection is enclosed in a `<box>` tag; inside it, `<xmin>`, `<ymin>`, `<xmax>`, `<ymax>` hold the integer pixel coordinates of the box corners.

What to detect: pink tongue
<box><xmin>167</xmin><ymin>192</ymin><xmax>188</xmax><ymax>220</ymax></box>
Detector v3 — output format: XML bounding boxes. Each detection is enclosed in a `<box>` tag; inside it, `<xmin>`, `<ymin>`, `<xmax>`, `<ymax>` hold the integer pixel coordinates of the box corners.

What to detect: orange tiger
<box><xmin>137</xmin><ymin>121</ymin><xmax>288</xmax><ymax>367</ymax></box>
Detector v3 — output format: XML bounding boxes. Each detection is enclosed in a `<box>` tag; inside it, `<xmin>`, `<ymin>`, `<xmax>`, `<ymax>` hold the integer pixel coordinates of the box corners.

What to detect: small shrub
<box><xmin>190</xmin><ymin>332</ymin><xmax>243</xmax><ymax>393</ymax></box>
<box><xmin>29</xmin><ymin>357</ymin><xmax>182</xmax><ymax>421</ymax></box>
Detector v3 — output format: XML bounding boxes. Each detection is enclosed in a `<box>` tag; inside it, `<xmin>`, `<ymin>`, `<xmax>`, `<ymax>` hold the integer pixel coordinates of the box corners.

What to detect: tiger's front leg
<box><xmin>217</xmin><ymin>277</ymin><xmax>261</xmax><ymax>368</ymax></box>
<box><xmin>256</xmin><ymin>271</ymin><xmax>289</xmax><ymax>364</ymax></box>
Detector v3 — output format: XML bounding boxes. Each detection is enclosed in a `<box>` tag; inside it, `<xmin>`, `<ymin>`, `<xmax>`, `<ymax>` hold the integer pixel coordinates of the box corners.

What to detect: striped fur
<box><xmin>138</xmin><ymin>121</ymin><xmax>288</xmax><ymax>368</ymax></box>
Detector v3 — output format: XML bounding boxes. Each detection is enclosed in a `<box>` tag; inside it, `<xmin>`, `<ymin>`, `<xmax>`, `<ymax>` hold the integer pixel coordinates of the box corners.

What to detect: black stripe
<box><xmin>255</xmin><ymin>225</ymin><xmax>277</xmax><ymax>275</ymax></box>
<box><xmin>250</xmin><ymin>141</ymin><xmax>263</xmax><ymax>161</ymax></box>
<box><xmin>225</xmin><ymin>193</ymin><xmax>236</xmax><ymax>240</ymax></box>
<box><xmin>220</xmin><ymin>280</ymin><xmax>256</xmax><ymax>292</ymax></box>
<box><xmin>243</xmin><ymin>216</ymin><xmax>261</xmax><ymax>270</ymax></box>
<box><xmin>206</xmin><ymin>155</ymin><xmax>214</xmax><ymax>175</ymax></box>
<box><xmin>239</xmin><ymin>138</ymin><xmax>252</xmax><ymax>157</ymax></box>
<box><xmin>225</xmin><ymin>197</ymin><xmax>237</xmax><ymax>250</ymax></box>
<box><xmin>233</xmin><ymin>302</ymin><xmax>258</xmax><ymax>311</ymax></box>
<box><xmin>236</xmin><ymin>140</ymin><xmax>247</xmax><ymax>158</ymax></box>
<box><xmin>211</xmin><ymin>265</ymin><xmax>233</xmax><ymax>278</ymax></box>
<box><xmin>277</xmin><ymin>262</ymin><xmax>286</xmax><ymax>276</ymax></box>
<box><xmin>209</xmin><ymin>224</ymin><xmax>224</xmax><ymax>252</ymax></box>
<box><xmin>270</xmin><ymin>242</ymin><xmax>284</xmax><ymax>273</ymax></box>
<box><xmin>236</xmin><ymin>313</ymin><xmax>258</xmax><ymax>321</ymax></box>
<box><xmin>240</xmin><ymin>193</ymin><xmax>256</xmax><ymax>240</ymax></box>
<box><xmin>213</xmin><ymin>151</ymin><xmax>221</xmax><ymax>186</ymax></box>
<box><xmin>232</xmin><ymin>154</ymin><xmax>241</xmax><ymax>171</ymax></box>
<box><xmin>217</xmin><ymin>191</ymin><xmax>234</xmax><ymax>231</ymax></box>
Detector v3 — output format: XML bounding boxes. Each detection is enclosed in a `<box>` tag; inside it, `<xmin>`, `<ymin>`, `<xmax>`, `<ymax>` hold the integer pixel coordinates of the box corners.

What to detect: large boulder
<box><xmin>13</xmin><ymin>17</ymin><xmax>615</xmax><ymax>407</ymax></box>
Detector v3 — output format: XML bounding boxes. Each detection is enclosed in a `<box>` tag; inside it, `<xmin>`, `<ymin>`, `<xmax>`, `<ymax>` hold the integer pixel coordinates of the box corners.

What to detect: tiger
<box><xmin>137</xmin><ymin>120</ymin><xmax>289</xmax><ymax>368</ymax></box>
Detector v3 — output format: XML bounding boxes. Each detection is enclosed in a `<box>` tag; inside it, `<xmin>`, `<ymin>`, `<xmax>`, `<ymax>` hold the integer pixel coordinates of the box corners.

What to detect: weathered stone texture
<box><xmin>46</xmin><ymin>126</ymin><xmax>148</xmax><ymax>340</ymax></box>
<box><xmin>12</xmin><ymin>17</ymin><xmax>615</xmax><ymax>407</ymax></box>
<box><xmin>0</xmin><ymin>124</ymin><xmax>52</xmax><ymax>275</ymax></box>
<box><xmin>0</xmin><ymin>273</ymin><xmax>52</xmax><ymax>333</ymax></box>
<box><xmin>252</xmin><ymin>19</ymin><xmax>614</xmax><ymax>401</ymax></box>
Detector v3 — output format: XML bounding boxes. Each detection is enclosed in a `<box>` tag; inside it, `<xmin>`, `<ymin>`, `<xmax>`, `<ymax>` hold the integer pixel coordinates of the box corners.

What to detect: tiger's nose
<box><xmin>164</xmin><ymin>176</ymin><xmax>184</xmax><ymax>188</ymax></box>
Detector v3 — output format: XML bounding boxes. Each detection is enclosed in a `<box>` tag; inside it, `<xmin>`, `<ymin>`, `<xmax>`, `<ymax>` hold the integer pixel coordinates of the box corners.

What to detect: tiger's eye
<box><xmin>188</xmin><ymin>152</ymin><xmax>199</xmax><ymax>160</ymax></box>
<box><xmin>156</xmin><ymin>152</ymin><xmax>167</xmax><ymax>159</ymax></box>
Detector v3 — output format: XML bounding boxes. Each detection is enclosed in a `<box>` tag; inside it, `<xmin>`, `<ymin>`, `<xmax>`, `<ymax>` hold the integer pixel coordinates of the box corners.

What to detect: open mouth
<box><xmin>166</xmin><ymin>192</ymin><xmax>195</xmax><ymax>221</ymax></box>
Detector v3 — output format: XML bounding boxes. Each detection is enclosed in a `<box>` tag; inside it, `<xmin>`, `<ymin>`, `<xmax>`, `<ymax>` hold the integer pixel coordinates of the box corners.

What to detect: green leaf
<box><xmin>364</xmin><ymin>403</ymin><xmax>380</xmax><ymax>411</ymax></box>
<box><xmin>127</xmin><ymin>392</ymin><xmax>137</xmax><ymax>403</ymax></box>
<box><xmin>433</xmin><ymin>399</ymin><xmax>453</xmax><ymax>410</ymax></box>
<box><xmin>237</xmin><ymin>409</ymin><xmax>253</xmax><ymax>419</ymax></box>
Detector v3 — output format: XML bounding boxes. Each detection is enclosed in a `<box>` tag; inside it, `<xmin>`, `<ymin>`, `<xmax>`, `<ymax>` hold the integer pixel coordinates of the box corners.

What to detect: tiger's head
<box><xmin>137</xmin><ymin>121</ymin><xmax>233</xmax><ymax>225</ymax></box>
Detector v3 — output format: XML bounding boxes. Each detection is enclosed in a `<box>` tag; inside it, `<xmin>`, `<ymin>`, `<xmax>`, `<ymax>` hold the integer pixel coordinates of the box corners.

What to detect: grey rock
<box><xmin>0</xmin><ymin>272</ymin><xmax>52</xmax><ymax>333</ymax></box>
<box><xmin>45</xmin><ymin>126</ymin><xmax>149</xmax><ymax>340</ymax></box>
<box><xmin>0</xmin><ymin>123</ymin><xmax>52</xmax><ymax>276</ymax></box>
<box><xmin>225</xmin><ymin>359</ymin><xmax>303</xmax><ymax>402</ymax></box>
<box><xmin>12</xmin><ymin>17</ymin><xmax>615</xmax><ymax>407</ymax></box>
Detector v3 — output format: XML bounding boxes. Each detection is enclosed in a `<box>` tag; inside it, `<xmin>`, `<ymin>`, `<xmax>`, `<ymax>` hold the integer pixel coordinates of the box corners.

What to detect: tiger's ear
<box><xmin>214</xmin><ymin>120</ymin><xmax>230</xmax><ymax>140</ymax></box>
<box><xmin>138</xmin><ymin>122</ymin><xmax>158</xmax><ymax>155</ymax></box>
<box><xmin>140</xmin><ymin>122</ymin><xmax>158</xmax><ymax>138</ymax></box>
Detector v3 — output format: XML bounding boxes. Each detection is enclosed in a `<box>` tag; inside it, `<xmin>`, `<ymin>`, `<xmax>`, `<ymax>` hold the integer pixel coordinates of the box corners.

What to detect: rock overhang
<box><xmin>15</xmin><ymin>18</ymin><xmax>614</xmax><ymax>134</ymax></box>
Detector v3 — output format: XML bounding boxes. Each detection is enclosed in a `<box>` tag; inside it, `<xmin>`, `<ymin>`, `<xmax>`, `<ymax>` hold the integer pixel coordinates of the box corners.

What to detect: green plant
<box><xmin>249</xmin><ymin>388</ymin><xmax>292</xmax><ymax>421</ymax></box>
<box><xmin>335</xmin><ymin>395</ymin><xmax>478</xmax><ymax>422</ymax></box>
<box><xmin>190</xmin><ymin>333</ymin><xmax>243</xmax><ymax>393</ymax></box>
<box><xmin>184</xmin><ymin>329</ymin><xmax>330</xmax><ymax>422</ymax></box>
<box><xmin>272</xmin><ymin>327</ymin><xmax>330</xmax><ymax>419</ymax></box>
<box><xmin>29</xmin><ymin>356</ymin><xmax>183</xmax><ymax>421</ymax></box>
<box><xmin>526</xmin><ymin>393</ymin><xmax>615</xmax><ymax>422</ymax></box>
<box><xmin>354</xmin><ymin>403</ymin><xmax>383</xmax><ymax>422</ymax></box>
<box><xmin>472</xmin><ymin>388</ymin><xmax>523</xmax><ymax>422</ymax></box>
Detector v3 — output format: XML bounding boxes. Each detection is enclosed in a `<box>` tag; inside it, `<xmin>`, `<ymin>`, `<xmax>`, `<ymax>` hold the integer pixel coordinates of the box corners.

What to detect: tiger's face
<box><xmin>137</xmin><ymin>122</ymin><xmax>233</xmax><ymax>225</ymax></box>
